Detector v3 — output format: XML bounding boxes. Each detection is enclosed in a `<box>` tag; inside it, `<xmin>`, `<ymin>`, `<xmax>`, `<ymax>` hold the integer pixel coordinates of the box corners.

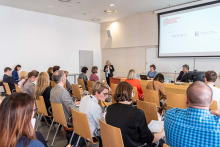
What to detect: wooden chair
<box><xmin>3</xmin><ymin>82</ymin><xmax>12</xmax><ymax>95</ymax></box>
<box><xmin>111</xmin><ymin>83</ymin><xmax>118</xmax><ymax>104</ymax></box>
<box><xmin>144</xmin><ymin>89</ymin><xmax>160</xmax><ymax>107</ymax></box>
<box><xmin>166</xmin><ymin>92</ymin><xmax>187</xmax><ymax>109</ymax></box>
<box><xmin>35</xmin><ymin>96</ymin><xmax>53</xmax><ymax>141</ymax></box>
<box><xmin>78</xmin><ymin>79</ymin><xmax>86</xmax><ymax>90</ymax></box>
<box><xmin>210</xmin><ymin>100</ymin><xmax>218</xmax><ymax>110</ymax></box>
<box><xmin>71</xmin><ymin>108</ymin><xmax>99</xmax><ymax>146</ymax></box>
<box><xmin>165</xmin><ymin>87</ymin><xmax>186</xmax><ymax>95</ymax></box>
<box><xmin>89</xmin><ymin>87</ymin><xmax>92</xmax><ymax>95</ymax></box>
<box><xmin>64</xmin><ymin>84</ymin><xmax>67</xmax><ymax>90</ymax></box>
<box><xmin>99</xmin><ymin>100</ymin><xmax>111</xmax><ymax>107</ymax></box>
<box><xmin>137</xmin><ymin>100</ymin><xmax>158</xmax><ymax>124</ymax></box>
<box><xmin>72</xmin><ymin>84</ymin><xmax>82</xmax><ymax>101</ymax></box>
<box><xmin>99</xmin><ymin>119</ymin><xmax>124</xmax><ymax>147</ymax></box>
<box><xmin>87</xmin><ymin>80</ymin><xmax>94</xmax><ymax>89</ymax></box>
<box><xmin>51</xmin><ymin>102</ymin><xmax>74</xmax><ymax>147</ymax></box>
<box><xmin>14</xmin><ymin>84</ymin><xmax>22</xmax><ymax>92</ymax></box>
<box><xmin>163</xmin><ymin>144</ymin><xmax>170</xmax><ymax>147</ymax></box>
<box><xmin>166</xmin><ymin>105</ymin><xmax>174</xmax><ymax>111</ymax></box>
<box><xmin>132</xmin><ymin>87</ymin><xmax>139</xmax><ymax>103</ymax></box>
<box><xmin>50</xmin><ymin>81</ymin><xmax>56</xmax><ymax>89</ymax></box>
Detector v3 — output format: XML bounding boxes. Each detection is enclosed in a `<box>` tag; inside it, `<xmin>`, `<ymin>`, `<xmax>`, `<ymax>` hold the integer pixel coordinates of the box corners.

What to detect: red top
<box><xmin>125</xmin><ymin>79</ymin><xmax>143</xmax><ymax>99</ymax></box>
<box><xmin>90</xmin><ymin>73</ymin><xmax>99</xmax><ymax>82</ymax></box>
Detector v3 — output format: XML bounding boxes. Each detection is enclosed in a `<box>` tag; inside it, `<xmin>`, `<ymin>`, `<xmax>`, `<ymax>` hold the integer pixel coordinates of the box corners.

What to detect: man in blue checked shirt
<box><xmin>165</xmin><ymin>81</ymin><xmax>220</xmax><ymax>147</ymax></box>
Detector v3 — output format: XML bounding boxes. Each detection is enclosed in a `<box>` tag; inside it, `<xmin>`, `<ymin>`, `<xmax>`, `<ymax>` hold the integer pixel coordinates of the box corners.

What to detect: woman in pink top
<box><xmin>89</xmin><ymin>66</ymin><xmax>99</xmax><ymax>82</ymax></box>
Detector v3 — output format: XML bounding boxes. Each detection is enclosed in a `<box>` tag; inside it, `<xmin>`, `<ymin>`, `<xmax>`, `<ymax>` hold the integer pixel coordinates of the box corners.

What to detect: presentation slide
<box><xmin>159</xmin><ymin>2</ymin><xmax>220</xmax><ymax>57</ymax></box>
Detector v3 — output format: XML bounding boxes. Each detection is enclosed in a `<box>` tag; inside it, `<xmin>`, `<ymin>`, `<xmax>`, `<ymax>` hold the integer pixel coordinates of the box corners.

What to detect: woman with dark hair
<box><xmin>78</xmin><ymin>67</ymin><xmax>88</xmax><ymax>90</ymax></box>
<box><xmin>90</xmin><ymin>66</ymin><xmax>99</xmax><ymax>82</ymax></box>
<box><xmin>47</xmin><ymin>67</ymin><xmax>53</xmax><ymax>80</ymax></box>
<box><xmin>0</xmin><ymin>92</ymin><xmax>46</xmax><ymax>147</ymax></box>
<box><xmin>146</xmin><ymin>73</ymin><xmax>167</xmax><ymax>99</ymax></box>
<box><xmin>106</xmin><ymin>82</ymin><xmax>165</xmax><ymax>147</ymax></box>
<box><xmin>22</xmin><ymin>70</ymin><xmax>39</xmax><ymax>97</ymax></box>
<box><xmin>12</xmin><ymin>64</ymin><xmax>21</xmax><ymax>81</ymax></box>
<box><xmin>147</xmin><ymin>64</ymin><xmax>157</xmax><ymax>80</ymax></box>
<box><xmin>53</xmin><ymin>65</ymin><xmax>60</xmax><ymax>73</ymax></box>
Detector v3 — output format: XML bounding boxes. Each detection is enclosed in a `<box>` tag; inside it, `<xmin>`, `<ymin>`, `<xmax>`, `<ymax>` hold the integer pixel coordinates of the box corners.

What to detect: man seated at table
<box><xmin>79</xmin><ymin>81</ymin><xmax>109</xmax><ymax>147</ymax></box>
<box><xmin>205</xmin><ymin>70</ymin><xmax>220</xmax><ymax>109</ymax></box>
<box><xmin>3</xmin><ymin>67</ymin><xmax>18</xmax><ymax>92</ymax></box>
<box><xmin>176</xmin><ymin>64</ymin><xmax>189</xmax><ymax>82</ymax></box>
<box><xmin>164</xmin><ymin>81</ymin><xmax>220</xmax><ymax>146</ymax></box>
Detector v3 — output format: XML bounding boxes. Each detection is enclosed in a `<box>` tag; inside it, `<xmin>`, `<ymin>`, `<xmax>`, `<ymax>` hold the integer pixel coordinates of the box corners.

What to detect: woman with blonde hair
<box><xmin>47</xmin><ymin>67</ymin><xmax>53</xmax><ymax>80</ymax></box>
<box><xmin>18</xmin><ymin>71</ymin><xmax>28</xmax><ymax>88</ymax></box>
<box><xmin>34</xmin><ymin>72</ymin><xmax>51</xmax><ymax>115</ymax></box>
<box><xmin>125</xmin><ymin>69</ymin><xmax>143</xmax><ymax>100</ymax></box>
<box><xmin>103</xmin><ymin>60</ymin><xmax>114</xmax><ymax>86</ymax></box>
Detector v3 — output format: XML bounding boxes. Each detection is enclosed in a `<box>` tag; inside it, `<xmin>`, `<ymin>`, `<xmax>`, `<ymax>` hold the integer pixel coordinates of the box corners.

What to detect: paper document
<box><xmin>31</xmin><ymin>118</ymin><xmax>36</xmax><ymax>129</ymax></box>
<box><xmin>148</xmin><ymin>120</ymin><xmax>164</xmax><ymax>133</ymax></box>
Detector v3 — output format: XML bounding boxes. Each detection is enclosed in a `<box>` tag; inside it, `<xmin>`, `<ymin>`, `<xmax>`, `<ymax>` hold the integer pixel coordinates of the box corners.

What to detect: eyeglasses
<box><xmin>101</xmin><ymin>92</ymin><xmax>109</xmax><ymax>97</ymax></box>
<box><xmin>33</xmin><ymin>107</ymin><xmax>38</xmax><ymax>112</ymax></box>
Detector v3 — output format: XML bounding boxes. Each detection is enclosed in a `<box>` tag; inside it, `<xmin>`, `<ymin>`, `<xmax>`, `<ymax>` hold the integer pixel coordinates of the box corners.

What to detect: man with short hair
<box><xmin>3</xmin><ymin>67</ymin><xmax>18</xmax><ymax>92</ymax></box>
<box><xmin>79</xmin><ymin>81</ymin><xmax>109</xmax><ymax>147</ymax></box>
<box><xmin>177</xmin><ymin>64</ymin><xmax>189</xmax><ymax>82</ymax></box>
<box><xmin>165</xmin><ymin>81</ymin><xmax>220</xmax><ymax>146</ymax></box>
<box><xmin>50</xmin><ymin>70</ymin><xmax>80</xmax><ymax>126</ymax></box>
<box><xmin>205</xmin><ymin>70</ymin><xmax>220</xmax><ymax>109</ymax></box>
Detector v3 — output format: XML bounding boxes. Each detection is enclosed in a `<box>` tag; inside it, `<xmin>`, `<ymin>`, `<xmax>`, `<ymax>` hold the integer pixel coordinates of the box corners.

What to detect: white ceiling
<box><xmin>0</xmin><ymin>0</ymin><xmax>201</xmax><ymax>23</ymax></box>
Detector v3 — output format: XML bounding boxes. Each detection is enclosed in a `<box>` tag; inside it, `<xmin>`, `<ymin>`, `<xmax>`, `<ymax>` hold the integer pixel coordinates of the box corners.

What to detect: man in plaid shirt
<box><xmin>165</xmin><ymin>81</ymin><xmax>220</xmax><ymax>147</ymax></box>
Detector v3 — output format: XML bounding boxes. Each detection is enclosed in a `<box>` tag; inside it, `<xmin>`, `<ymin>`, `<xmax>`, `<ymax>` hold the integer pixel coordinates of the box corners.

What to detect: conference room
<box><xmin>1</xmin><ymin>0</ymin><xmax>220</xmax><ymax>147</ymax></box>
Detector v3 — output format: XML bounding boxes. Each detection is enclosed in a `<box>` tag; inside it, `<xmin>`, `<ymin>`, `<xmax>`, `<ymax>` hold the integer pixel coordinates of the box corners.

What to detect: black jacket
<box><xmin>103</xmin><ymin>65</ymin><xmax>114</xmax><ymax>77</ymax></box>
<box><xmin>176</xmin><ymin>71</ymin><xmax>188</xmax><ymax>82</ymax></box>
<box><xmin>3</xmin><ymin>74</ymin><xmax>18</xmax><ymax>92</ymax></box>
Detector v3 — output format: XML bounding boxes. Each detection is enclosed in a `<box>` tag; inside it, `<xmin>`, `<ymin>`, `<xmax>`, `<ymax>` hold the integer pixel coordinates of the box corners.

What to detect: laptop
<box><xmin>140</xmin><ymin>75</ymin><xmax>148</xmax><ymax>80</ymax></box>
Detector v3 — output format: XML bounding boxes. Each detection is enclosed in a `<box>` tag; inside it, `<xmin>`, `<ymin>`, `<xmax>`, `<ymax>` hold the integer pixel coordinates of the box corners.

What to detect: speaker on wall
<box><xmin>106</xmin><ymin>29</ymin><xmax>111</xmax><ymax>38</ymax></box>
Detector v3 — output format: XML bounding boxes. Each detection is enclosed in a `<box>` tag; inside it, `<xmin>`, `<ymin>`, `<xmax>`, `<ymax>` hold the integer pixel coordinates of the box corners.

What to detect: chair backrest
<box><xmin>77</xmin><ymin>79</ymin><xmax>86</xmax><ymax>90</ymax></box>
<box><xmin>163</xmin><ymin>144</ymin><xmax>170</xmax><ymax>147</ymax></box>
<box><xmin>144</xmin><ymin>89</ymin><xmax>160</xmax><ymax>107</ymax></box>
<box><xmin>89</xmin><ymin>87</ymin><xmax>92</xmax><ymax>95</ymax></box>
<box><xmin>35</xmin><ymin>96</ymin><xmax>48</xmax><ymax>116</ymax></box>
<box><xmin>87</xmin><ymin>80</ymin><xmax>94</xmax><ymax>89</ymax></box>
<box><xmin>72</xmin><ymin>84</ymin><xmax>81</xmax><ymax>100</ymax></box>
<box><xmin>71</xmin><ymin>108</ymin><xmax>95</xmax><ymax>143</ymax></box>
<box><xmin>50</xmin><ymin>81</ymin><xmax>56</xmax><ymax>89</ymax></box>
<box><xmin>99</xmin><ymin>119</ymin><xmax>124</xmax><ymax>147</ymax></box>
<box><xmin>14</xmin><ymin>84</ymin><xmax>22</xmax><ymax>92</ymax></box>
<box><xmin>165</xmin><ymin>87</ymin><xmax>186</xmax><ymax>95</ymax></box>
<box><xmin>64</xmin><ymin>84</ymin><xmax>67</xmax><ymax>90</ymax></box>
<box><xmin>51</xmin><ymin>102</ymin><xmax>68</xmax><ymax>127</ymax></box>
<box><xmin>210</xmin><ymin>100</ymin><xmax>218</xmax><ymax>110</ymax></box>
<box><xmin>4</xmin><ymin>82</ymin><xmax>11</xmax><ymax>95</ymax></box>
<box><xmin>111</xmin><ymin>83</ymin><xmax>118</xmax><ymax>95</ymax></box>
<box><xmin>132</xmin><ymin>87</ymin><xmax>139</xmax><ymax>103</ymax></box>
<box><xmin>166</xmin><ymin>105</ymin><xmax>174</xmax><ymax>111</ymax></box>
<box><xmin>137</xmin><ymin>100</ymin><xmax>158</xmax><ymax>124</ymax></box>
<box><xmin>166</xmin><ymin>92</ymin><xmax>187</xmax><ymax>109</ymax></box>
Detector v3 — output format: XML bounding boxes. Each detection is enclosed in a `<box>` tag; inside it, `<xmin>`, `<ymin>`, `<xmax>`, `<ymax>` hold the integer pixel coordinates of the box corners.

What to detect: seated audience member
<box><xmin>18</xmin><ymin>71</ymin><xmax>28</xmax><ymax>88</ymax></box>
<box><xmin>146</xmin><ymin>73</ymin><xmax>166</xmax><ymax>100</ymax></box>
<box><xmin>79</xmin><ymin>81</ymin><xmax>109</xmax><ymax>147</ymax></box>
<box><xmin>22</xmin><ymin>70</ymin><xmax>39</xmax><ymax>97</ymax></box>
<box><xmin>47</xmin><ymin>67</ymin><xmax>53</xmax><ymax>80</ymax></box>
<box><xmin>106</xmin><ymin>82</ymin><xmax>165</xmax><ymax>147</ymax></box>
<box><xmin>177</xmin><ymin>64</ymin><xmax>189</xmax><ymax>82</ymax></box>
<box><xmin>147</xmin><ymin>64</ymin><xmax>157</xmax><ymax>80</ymax></box>
<box><xmin>165</xmin><ymin>81</ymin><xmax>220</xmax><ymax>146</ymax></box>
<box><xmin>34</xmin><ymin>72</ymin><xmax>51</xmax><ymax>115</ymax></box>
<box><xmin>50</xmin><ymin>70</ymin><xmax>80</xmax><ymax>126</ymax></box>
<box><xmin>3</xmin><ymin>67</ymin><xmax>18</xmax><ymax>92</ymax></box>
<box><xmin>0</xmin><ymin>92</ymin><xmax>47</xmax><ymax>147</ymax></box>
<box><xmin>125</xmin><ymin>69</ymin><xmax>143</xmax><ymax>100</ymax></box>
<box><xmin>52</xmin><ymin>65</ymin><xmax>60</xmax><ymax>74</ymax></box>
<box><xmin>90</xmin><ymin>66</ymin><xmax>99</xmax><ymax>82</ymax></box>
<box><xmin>78</xmin><ymin>67</ymin><xmax>88</xmax><ymax>90</ymax></box>
<box><xmin>63</xmin><ymin>71</ymin><xmax>72</xmax><ymax>92</ymax></box>
<box><xmin>12</xmin><ymin>64</ymin><xmax>21</xmax><ymax>81</ymax></box>
<box><xmin>205</xmin><ymin>70</ymin><xmax>220</xmax><ymax>109</ymax></box>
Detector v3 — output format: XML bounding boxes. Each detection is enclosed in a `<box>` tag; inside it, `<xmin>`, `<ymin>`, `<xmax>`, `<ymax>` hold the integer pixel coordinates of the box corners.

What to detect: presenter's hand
<box><xmin>110</xmin><ymin>67</ymin><xmax>112</xmax><ymax>69</ymax></box>
<box><xmin>150</xmin><ymin>78</ymin><xmax>154</xmax><ymax>80</ymax></box>
<box><xmin>177</xmin><ymin>80</ymin><xmax>180</xmax><ymax>82</ymax></box>
<box><xmin>147</xmin><ymin>77</ymin><xmax>150</xmax><ymax>80</ymax></box>
<box><xmin>105</xmin><ymin>68</ymin><xmax>108</xmax><ymax>71</ymax></box>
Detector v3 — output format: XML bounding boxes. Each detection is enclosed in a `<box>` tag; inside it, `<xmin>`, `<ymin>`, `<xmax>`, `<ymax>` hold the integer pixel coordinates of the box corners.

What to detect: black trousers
<box><xmin>106</xmin><ymin>74</ymin><xmax>112</xmax><ymax>86</ymax></box>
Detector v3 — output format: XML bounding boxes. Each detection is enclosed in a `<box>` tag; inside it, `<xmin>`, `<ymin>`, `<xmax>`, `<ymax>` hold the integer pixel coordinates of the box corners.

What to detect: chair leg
<box><xmin>46</xmin><ymin>119</ymin><xmax>54</xmax><ymax>142</ymax></box>
<box><xmin>75</xmin><ymin>136</ymin><xmax>81</xmax><ymax>146</ymax></box>
<box><xmin>36</xmin><ymin>114</ymin><xmax>43</xmax><ymax>131</ymax></box>
<box><xmin>51</xmin><ymin>124</ymin><xmax>60</xmax><ymax>147</ymax></box>
<box><xmin>43</xmin><ymin>116</ymin><xmax>50</xmax><ymax>127</ymax></box>
<box><xmin>69</xmin><ymin>131</ymin><xmax>75</xmax><ymax>144</ymax></box>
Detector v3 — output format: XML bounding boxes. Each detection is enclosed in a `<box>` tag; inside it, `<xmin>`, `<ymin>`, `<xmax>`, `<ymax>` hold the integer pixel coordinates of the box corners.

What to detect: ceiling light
<box><xmin>48</xmin><ymin>5</ymin><xmax>53</xmax><ymax>8</ymax></box>
<box><xmin>91</xmin><ymin>18</ymin><xmax>100</xmax><ymax>21</ymax></box>
<box><xmin>59</xmin><ymin>0</ymin><xmax>71</xmax><ymax>2</ymax></box>
<box><xmin>104</xmin><ymin>9</ymin><xmax>117</xmax><ymax>14</ymax></box>
<box><xmin>110</xmin><ymin>4</ymin><xmax>115</xmax><ymax>7</ymax></box>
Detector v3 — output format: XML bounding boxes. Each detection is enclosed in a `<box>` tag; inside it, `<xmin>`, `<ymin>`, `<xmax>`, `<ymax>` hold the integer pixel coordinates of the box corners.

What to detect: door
<box><xmin>79</xmin><ymin>50</ymin><xmax>93</xmax><ymax>78</ymax></box>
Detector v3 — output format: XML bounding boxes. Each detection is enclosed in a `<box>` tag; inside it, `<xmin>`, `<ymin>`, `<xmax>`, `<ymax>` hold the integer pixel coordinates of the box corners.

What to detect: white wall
<box><xmin>0</xmin><ymin>5</ymin><xmax>101</xmax><ymax>84</ymax></box>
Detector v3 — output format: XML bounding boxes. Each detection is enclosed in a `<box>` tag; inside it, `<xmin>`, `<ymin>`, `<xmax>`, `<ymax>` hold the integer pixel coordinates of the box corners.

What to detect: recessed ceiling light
<box><xmin>91</xmin><ymin>18</ymin><xmax>100</xmax><ymax>21</ymax></box>
<box><xmin>104</xmin><ymin>9</ymin><xmax>117</xmax><ymax>14</ymax></box>
<box><xmin>110</xmin><ymin>4</ymin><xmax>115</xmax><ymax>7</ymax></box>
<box><xmin>48</xmin><ymin>5</ymin><xmax>53</xmax><ymax>8</ymax></box>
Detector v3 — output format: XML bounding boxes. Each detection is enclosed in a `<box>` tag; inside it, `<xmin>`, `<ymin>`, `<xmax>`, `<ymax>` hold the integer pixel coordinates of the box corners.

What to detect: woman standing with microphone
<box><xmin>103</xmin><ymin>60</ymin><xmax>114</xmax><ymax>86</ymax></box>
